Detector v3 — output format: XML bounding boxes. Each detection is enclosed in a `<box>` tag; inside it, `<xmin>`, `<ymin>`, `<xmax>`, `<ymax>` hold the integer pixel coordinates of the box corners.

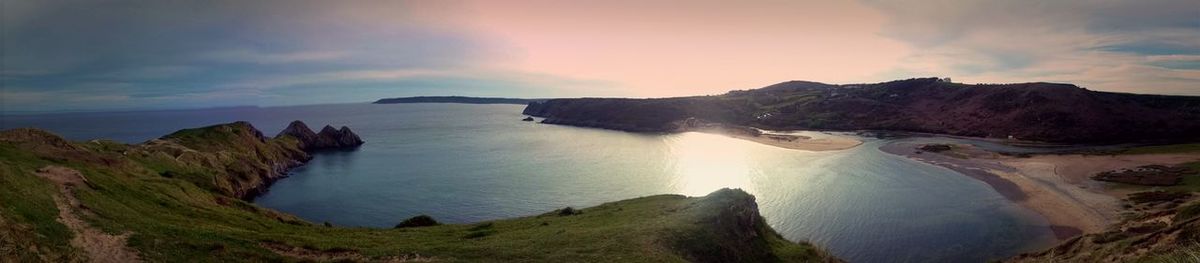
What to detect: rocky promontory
<box><xmin>276</xmin><ymin>120</ymin><xmax>364</xmax><ymax>150</ymax></box>
<box><xmin>128</xmin><ymin>121</ymin><xmax>364</xmax><ymax>199</ymax></box>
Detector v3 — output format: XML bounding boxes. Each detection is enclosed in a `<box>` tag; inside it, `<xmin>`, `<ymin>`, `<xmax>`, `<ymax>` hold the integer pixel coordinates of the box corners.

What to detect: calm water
<box><xmin>3</xmin><ymin>103</ymin><xmax>1057</xmax><ymax>262</ymax></box>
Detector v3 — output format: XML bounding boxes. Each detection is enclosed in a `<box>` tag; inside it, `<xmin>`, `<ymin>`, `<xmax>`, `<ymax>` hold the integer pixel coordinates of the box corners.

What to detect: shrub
<box><xmin>558</xmin><ymin>207</ymin><xmax>580</xmax><ymax>216</ymax></box>
<box><xmin>918</xmin><ymin>144</ymin><xmax>952</xmax><ymax>153</ymax></box>
<box><xmin>394</xmin><ymin>215</ymin><xmax>440</xmax><ymax>228</ymax></box>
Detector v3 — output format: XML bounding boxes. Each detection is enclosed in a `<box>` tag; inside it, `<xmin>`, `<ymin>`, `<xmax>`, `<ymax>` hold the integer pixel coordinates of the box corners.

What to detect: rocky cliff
<box><xmin>128</xmin><ymin>121</ymin><xmax>363</xmax><ymax>199</ymax></box>
<box><xmin>276</xmin><ymin>120</ymin><xmax>364</xmax><ymax>150</ymax></box>
<box><xmin>524</xmin><ymin>78</ymin><xmax>1200</xmax><ymax>144</ymax></box>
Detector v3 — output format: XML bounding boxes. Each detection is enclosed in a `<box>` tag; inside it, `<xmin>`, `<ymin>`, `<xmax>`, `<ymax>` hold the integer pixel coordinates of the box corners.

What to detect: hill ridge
<box><xmin>524</xmin><ymin>78</ymin><xmax>1200</xmax><ymax>144</ymax></box>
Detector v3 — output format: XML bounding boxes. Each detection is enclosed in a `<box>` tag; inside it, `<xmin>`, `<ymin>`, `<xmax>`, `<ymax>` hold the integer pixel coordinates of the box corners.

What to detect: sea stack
<box><xmin>319</xmin><ymin>125</ymin><xmax>365</xmax><ymax>148</ymax></box>
<box><xmin>276</xmin><ymin>120</ymin><xmax>365</xmax><ymax>150</ymax></box>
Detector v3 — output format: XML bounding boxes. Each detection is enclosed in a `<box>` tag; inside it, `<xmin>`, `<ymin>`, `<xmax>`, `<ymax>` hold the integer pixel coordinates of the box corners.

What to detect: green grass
<box><xmin>1122</xmin><ymin>143</ymin><xmax>1200</xmax><ymax>155</ymax></box>
<box><xmin>1167</xmin><ymin>162</ymin><xmax>1200</xmax><ymax>193</ymax></box>
<box><xmin>0</xmin><ymin>127</ymin><xmax>835</xmax><ymax>262</ymax></box>
<box><xmin>1092</xmin><ymin>161</ymin><xmax>1200</xmax><ymax>194</ymax></box>
<box><xmin>0</xmin><ymin>145</ymin><xmax>80</xmax><ymax>262</ymax></box>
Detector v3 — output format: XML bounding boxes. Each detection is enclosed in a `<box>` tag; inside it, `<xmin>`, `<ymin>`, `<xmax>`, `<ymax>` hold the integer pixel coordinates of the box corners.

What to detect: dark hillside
<box><xmin>524</xmin><ymin>78</ymin><xmax>1200</xmax><ymax>143</ymax></box>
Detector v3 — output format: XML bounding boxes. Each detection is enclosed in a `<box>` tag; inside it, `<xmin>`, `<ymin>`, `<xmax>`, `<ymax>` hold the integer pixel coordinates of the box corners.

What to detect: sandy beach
<box><xmin>881</xmin><ymin>142</ymin><xmax>1200</xmax><ymax>240</ymax></box>
<box><xmin>688</xmin><ymin>126</ymin><xmax>862</xmax><ymax>151</ymax></box>
<box><xmin>714</xmin><ymin>131</ymin><xmax>862</xmax><ymax>151</ymax></box>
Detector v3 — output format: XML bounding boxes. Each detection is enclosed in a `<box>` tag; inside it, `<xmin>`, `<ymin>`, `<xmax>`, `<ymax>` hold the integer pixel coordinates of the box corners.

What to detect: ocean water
<box><xmin>2</xmin><ymin>103</ymin><xmax>1057</xmax><ymax>262</ymax></box>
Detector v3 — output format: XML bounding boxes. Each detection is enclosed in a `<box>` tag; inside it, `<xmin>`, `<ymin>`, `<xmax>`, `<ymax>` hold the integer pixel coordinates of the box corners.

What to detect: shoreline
<box><xmin>692</xmin><ymin>128</ymin><xmax>863</xmax><ymax>151</ymax></box>
<box><xmin>879</xmin><ymin>142</ymin><xmax>1097</xmax><ymax>239</ymax></box>
<box><xmin>881</xmin><ymin>141</ymin><xmax>1200</xmax><ymax>241</ymax></box>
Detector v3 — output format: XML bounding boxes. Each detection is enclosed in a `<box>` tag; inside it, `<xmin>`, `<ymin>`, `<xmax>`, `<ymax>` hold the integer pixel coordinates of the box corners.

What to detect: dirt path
<box><xmin>35</xmin><ymin>166</ymin><xmax>142</xmax><ymax>263</ymax></box>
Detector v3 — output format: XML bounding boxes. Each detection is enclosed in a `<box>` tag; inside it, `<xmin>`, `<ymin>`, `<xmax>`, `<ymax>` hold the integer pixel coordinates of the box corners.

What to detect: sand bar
<box><xmin>698</xmin><ymin>129</ymin><xmax>863</xmax><ymax>151</ymax></box>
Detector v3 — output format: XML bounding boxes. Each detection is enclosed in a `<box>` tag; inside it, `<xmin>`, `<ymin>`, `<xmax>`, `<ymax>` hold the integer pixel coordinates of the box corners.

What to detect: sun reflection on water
<box><xmin>667</xmin><ymin>132</ymin><xmax>755</xmax><ymax>196</ymax></box>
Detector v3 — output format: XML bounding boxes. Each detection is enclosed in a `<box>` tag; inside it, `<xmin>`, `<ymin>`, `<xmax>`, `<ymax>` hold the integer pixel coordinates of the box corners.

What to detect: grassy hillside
<box><xmin>0</xmin><ymin>124</ymin><xmax>837</xmax><ymax>262</ymax></box>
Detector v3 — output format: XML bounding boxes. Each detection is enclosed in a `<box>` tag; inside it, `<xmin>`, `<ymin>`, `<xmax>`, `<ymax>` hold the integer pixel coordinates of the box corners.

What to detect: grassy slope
<box><xmin>1123</xmin><ymin>143</ymin><xmax>1200</xmax><ymax>155</ymax></box>
<box><xmin>0</xmin><ymin>125</ymin><xmax>835</xmax><ymax>262</ymax></box>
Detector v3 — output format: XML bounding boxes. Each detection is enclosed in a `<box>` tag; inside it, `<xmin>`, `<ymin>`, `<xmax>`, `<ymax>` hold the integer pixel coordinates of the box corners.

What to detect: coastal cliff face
<box><xmin>0</xmin><ymin>124</ymin><xmax>834</xmax><ymax>262</ymax></box>
<box><xmin>127</xmin><ymin>121</ymin><xmax>362</xmax><ymax>199</ymax></box>
<box><xmin>524</xmin><ymin>78</ymin><xmax>1200</xmax><ymax>144</ymax></box>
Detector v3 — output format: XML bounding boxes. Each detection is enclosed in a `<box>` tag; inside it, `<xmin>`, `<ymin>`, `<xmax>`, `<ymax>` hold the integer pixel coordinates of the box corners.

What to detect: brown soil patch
<box><xmin>35</xmin><ymin>166</ymin><xmax>142</xmax><ymax>263</ymax></box>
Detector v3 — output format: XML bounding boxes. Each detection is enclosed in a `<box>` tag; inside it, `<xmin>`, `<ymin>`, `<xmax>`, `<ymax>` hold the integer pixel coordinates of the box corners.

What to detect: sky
<box><xmin>2</xmin><ymin>0</ymin><xmax>1198</xmax><ymax>112</ymax></box>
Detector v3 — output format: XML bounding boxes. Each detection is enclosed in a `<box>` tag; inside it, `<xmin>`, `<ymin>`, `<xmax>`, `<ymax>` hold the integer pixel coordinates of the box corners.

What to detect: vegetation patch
<box><xmin>1123</xmin><ymin>143</ymin><xmax>1200</xmax><ymax>155</ymax></box>
<box><xmin>918</xmin><ymin>144</ymin><xmax>953</xmax><ymax>153</ymax></box>
<box><xmin>1176</xmin><ymin>203</ymin><xmax>1200</xmax><ymax>222</ymax></box>
<box><xmin>557</xmin><ymin>207</ymin><xmax>581</xmax><ymax>216</ymax></box>
<box><xmin>1128</xmin><ymin>191</ymin><xmax>1191</xmax><ymax>204</ymax></box>
<box><xmin>1094</xmin><ymin>165</ymin><xmax>1193</xmax><ymax>186</ymax></box>
<box><xmin>394</xmin><ymin>215</ymin><xmax>440</xmax><ymax>228</ymax></box>
<box><xmin>467</xmin><ymin>222</ymin><xmax>494</xmax><ymax>231</ymax></box>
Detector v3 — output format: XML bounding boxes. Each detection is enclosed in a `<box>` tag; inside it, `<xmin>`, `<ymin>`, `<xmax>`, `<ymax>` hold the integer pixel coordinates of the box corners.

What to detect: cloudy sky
<box><xmin>2</xmin><ymin>0</ymin><xmax>1198</xmax><ymax>112</ymax></box>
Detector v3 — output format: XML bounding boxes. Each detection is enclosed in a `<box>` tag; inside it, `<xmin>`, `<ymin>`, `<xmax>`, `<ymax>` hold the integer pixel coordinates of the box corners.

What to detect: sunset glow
<box><xmin>669</xmin><ymin>132</ymin><xmax>756</xmax><ymax>196</ymax></box>
<box><xmin>3</xmin><ymin>0</ymin><xmax>1197</xmax><ymax>112</ymax></box>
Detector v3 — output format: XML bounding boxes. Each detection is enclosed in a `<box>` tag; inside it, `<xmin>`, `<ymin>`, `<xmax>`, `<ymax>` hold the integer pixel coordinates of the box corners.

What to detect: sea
<box><xmin>2</xmin><ymin>103</ymin><xmax>1060</xmax><ymax>262</ymax></box>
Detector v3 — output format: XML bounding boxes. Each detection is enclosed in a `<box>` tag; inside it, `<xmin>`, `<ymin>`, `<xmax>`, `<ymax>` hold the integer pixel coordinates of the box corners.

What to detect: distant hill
<box><xmin>523</xmin><ymin>78</ymin><xmax>1200</xmax><ymax>144</ymax></box>
<box><xmin>374</xmin><ymin>96</ymin><xmax>545</xmax><ymax>105</ymax></box>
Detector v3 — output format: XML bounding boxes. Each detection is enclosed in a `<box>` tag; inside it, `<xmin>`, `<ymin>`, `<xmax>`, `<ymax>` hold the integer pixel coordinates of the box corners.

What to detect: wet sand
<box><xmin>697</xmin><ymin>130</ymin><xmax>863</xmax><ymax>151</ymax></box>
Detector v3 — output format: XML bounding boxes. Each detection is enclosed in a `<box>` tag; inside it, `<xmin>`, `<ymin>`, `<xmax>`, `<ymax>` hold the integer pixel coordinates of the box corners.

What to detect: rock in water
<box><xmin>332</xmin><ymin>126</ymin><xmax>365</xmax><ymax>147</ymax></box>
<box><xmin>275</xmin><ymin>120</ymin><xmax>364</xmax><ymax>150</ymax></box>
<box><xmin>522</xmin><ymin>116</ymin><xmax>535</xmax><ymax>121</ymax></box>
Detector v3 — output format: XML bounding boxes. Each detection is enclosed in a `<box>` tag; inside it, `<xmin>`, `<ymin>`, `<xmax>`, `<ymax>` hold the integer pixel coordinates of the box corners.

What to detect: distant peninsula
<box><xmin>374</xmin><ymin>96</ymin><xmax>546</xmax><ymax>105</ymax></box>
